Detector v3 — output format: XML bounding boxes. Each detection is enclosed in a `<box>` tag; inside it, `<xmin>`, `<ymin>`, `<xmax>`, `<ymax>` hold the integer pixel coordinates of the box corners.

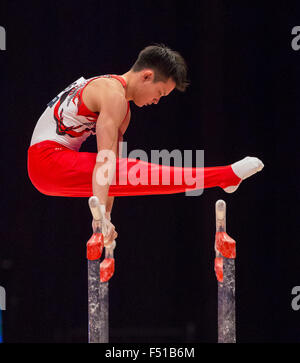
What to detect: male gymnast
<box><xmin>27</xmin><ymin>44</ymin><xmax>264</xmax><ymax>246</ymax></box>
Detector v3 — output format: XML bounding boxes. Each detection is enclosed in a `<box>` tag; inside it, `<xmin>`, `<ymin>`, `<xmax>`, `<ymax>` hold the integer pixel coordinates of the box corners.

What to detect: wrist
<box><xmin>99</xmin><ymin>204</ymin><xmax>106</xmax><ymax>217</ymax></box>
<box><xmin>105</xmin><ymin>211</ymin><xmax>111</xmax><ymax>221</ymax></box>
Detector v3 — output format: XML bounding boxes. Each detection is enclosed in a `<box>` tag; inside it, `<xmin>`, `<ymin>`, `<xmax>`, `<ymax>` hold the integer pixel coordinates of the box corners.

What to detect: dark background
<box><xmin>0</xmin><ymin>0</ymin><xmax>299</xmax><ymax>343</ymax></box>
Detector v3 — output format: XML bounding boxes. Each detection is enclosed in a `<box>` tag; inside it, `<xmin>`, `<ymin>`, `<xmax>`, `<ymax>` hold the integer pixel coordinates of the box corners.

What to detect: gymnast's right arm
<box><xmin>91</xmin><ymin>86</ymin><xmax>128</xmax><ymax>243</ymax></box>
<box><xmin>92</xmin><ymin>88</ymin><xmax>128</xmax><ymax>210</ymax></box>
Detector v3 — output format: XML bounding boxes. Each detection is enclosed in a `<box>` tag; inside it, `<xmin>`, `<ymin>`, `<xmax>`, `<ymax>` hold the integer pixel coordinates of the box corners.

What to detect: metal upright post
<box><xmin>88</xmin><ymin>196</ymin><xmax>116</xmax><ymax>344</ymax></box>
<box><xmin>214</xmin><ymin>200</ymin><xmax>236</xmax><ymax>343</ymax></box>
<box><xmin>87</xmin><ymin>197</ymin><xmax>104</xmax><ymax>343</ymax></box>
<box><xmin>99</xmin><ymin>238</ymin><xmax>116</xmax><ymax>342</ymax></box>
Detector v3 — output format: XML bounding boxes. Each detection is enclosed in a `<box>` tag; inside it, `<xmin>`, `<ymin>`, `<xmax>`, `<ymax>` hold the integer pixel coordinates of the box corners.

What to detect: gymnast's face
<box><xmin>133</xmin><ymin>70</ymin><xmax>176</xmax><ymax>107</ymax></box>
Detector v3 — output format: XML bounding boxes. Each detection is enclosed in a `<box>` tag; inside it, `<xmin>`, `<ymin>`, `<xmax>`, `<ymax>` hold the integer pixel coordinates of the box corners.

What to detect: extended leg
<box><xmin>27</xmin><ymin>141</ymin><xmax>264</xmax><ymax>198</ymax></box>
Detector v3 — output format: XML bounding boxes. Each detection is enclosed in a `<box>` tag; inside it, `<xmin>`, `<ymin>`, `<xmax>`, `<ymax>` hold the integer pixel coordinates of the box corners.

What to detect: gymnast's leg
<box><xmin>27</xmin><ymin>141</ymin><xmax>264</xmax><ymax>198</ymax></box>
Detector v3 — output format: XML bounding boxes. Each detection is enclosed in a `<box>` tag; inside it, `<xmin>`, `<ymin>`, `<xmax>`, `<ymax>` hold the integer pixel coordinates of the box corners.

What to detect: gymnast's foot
<box><xmin>224</xmin><ymin>156</ymin><xmax>264</xmax><ymax>193</ymax></box>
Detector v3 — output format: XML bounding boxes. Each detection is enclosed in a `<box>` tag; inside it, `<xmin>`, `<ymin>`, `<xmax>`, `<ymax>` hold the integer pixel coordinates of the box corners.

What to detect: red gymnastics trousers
<box><xmin>27</xmin><ymin>140</ymin><xmax>241</xmax><ymax>197</ymax></box>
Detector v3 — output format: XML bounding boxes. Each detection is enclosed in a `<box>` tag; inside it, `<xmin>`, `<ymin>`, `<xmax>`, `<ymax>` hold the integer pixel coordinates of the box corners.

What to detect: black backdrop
<box><xmin>0</xmin><ymin>0</ymin><xmax>299</xmax><ymax>343</ymax></box>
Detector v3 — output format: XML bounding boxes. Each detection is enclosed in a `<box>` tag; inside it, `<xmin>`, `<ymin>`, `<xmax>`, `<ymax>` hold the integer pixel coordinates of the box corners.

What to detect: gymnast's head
<box><xmin>126</xmin><ymin>44</ymin><xmax>189</xmax><ymax>107</ymax></box>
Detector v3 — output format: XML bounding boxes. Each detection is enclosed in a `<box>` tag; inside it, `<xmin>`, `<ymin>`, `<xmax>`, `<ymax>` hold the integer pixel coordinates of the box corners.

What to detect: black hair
<box><xmin>132</xmin><ymin>44</ymin><xmax>189</xmax><ymax>92</ymax></box>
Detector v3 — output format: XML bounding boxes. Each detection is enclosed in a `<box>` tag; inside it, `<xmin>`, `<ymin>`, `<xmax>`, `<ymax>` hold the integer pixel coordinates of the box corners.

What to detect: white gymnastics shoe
<box><xmin>224</xmin><ymin>156</ymin><xmax>264</xmax><ymax>193</ymax></box>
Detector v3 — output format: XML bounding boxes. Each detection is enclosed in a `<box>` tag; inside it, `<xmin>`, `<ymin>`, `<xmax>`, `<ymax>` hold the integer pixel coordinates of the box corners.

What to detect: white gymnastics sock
<box><xmin>224</xmin><ymin>156</ymin><xmax>264</xmax><ymax>193</ymax></box>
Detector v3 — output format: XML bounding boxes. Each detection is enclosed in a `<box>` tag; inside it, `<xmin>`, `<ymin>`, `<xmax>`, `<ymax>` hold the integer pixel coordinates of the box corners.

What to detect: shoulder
<box><xmin>88</xmin><ymin>77</ymin><xmax>127</xmax><ymax>114</ymax></box>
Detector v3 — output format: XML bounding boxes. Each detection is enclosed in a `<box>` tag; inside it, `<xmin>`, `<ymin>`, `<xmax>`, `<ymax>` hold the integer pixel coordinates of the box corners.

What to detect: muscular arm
<box><xmin>105</xmin><ymin>108</ymin><xmax>131</xmax><ymax>217</ymax></box>
<box><xmin>92</xmin><ymin>87</ymin><xmax>128</xmax><ymax>212</ymax></box>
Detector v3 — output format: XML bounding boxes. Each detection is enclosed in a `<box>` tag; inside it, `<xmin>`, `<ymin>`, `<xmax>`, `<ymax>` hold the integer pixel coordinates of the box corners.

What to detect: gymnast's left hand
<box><xmin>102</xmin><ymin>214</ymin><xmax>118</xmax><ymax>247</ymax></box>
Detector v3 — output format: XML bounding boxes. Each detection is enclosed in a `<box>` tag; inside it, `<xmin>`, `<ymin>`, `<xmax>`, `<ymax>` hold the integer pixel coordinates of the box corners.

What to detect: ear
<box><xmin>142</xmin><ymin>69</ymin><xmax>155</xmax><ymax>82</ymax></box>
